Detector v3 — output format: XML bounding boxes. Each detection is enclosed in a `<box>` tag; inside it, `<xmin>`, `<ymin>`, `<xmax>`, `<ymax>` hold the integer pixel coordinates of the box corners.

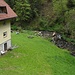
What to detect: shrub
<box><xmin>11</xmin><ymin>25</ymin><xmax>18</xmax><ymax>30</ymax></box>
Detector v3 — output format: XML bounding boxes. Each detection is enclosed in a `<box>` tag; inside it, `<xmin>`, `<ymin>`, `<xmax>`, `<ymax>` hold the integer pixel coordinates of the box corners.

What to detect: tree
<box><xmin>67</xmin><ymin>0</ymin><xmax>75</xmax><ymax>9</ymax></box>
<box><xmin>5</xmin><ymin>0</ymin><xmax>15</xmax><ymax>8</ymax></box>
<box><xmin>29</xmin><ymin>0</ymin><xmax>42</xmax><ymax>17</ymax></box>
<box><xmin>14</xmin><ymin>0</ymin><xmax>32</xmax><ymax>26</ymax></box>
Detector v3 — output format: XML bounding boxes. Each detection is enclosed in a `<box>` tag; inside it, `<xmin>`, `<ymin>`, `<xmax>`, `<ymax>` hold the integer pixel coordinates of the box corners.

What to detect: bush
<box><xmin>11</xmin><ymin>25</ymin><xmax>18</xmax><ymax>30</ymax></box>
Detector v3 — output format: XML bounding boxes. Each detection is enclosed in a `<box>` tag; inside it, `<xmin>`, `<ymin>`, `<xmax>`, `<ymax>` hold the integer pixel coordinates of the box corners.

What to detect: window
<box><xmin>3</xmin><ymin>32</ymin><xmax>7</xmax><ymax>38</ymax></box>
<box><xmin>0</xmin><ymin>6</ymin><xmax>7</xmax><ymax>14</ymax></box>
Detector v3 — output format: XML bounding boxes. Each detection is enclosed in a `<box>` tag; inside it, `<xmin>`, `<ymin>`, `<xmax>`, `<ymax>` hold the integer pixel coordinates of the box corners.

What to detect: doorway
<box><xmin>4</xmin><ymin>43</ymin><xmax>7</xmax><ymax>51</ymax></box>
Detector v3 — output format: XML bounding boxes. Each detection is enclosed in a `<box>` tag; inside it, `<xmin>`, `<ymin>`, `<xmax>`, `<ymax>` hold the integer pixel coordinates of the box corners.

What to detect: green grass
<box><xmin>0</xmin><ymin>31</ymin><xmax>75</xmax><ymax>75</ymax></box>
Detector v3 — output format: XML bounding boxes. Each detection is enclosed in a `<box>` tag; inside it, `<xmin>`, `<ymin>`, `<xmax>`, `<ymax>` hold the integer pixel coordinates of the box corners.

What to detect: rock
<box><xmin>28</xmin><ymin>35</ymin><xmax>34</xmax><ymax>39</ymax></box>
<box><xmin>38</xmin><ymin>31</ymin><xmax>42</xmax><ymax>36</ymax></box>
<box><xmin>1</xmin><ymin>51</ymin><xmax>7</xmax><ymax>55</ymax></box>
<box><xmin>70</xmin><ymin>51</ymin><xmax>75</xmax><ymax>56</ymax></box>
<box><xmin>35</xmin><ymin>31</ymin><xmax>75</xmax><ymax>56</ymax></box>
<box><xmin>16</xmin><ymin>31</ymin><xmax>19</xmax><ymax>34</ymax></box>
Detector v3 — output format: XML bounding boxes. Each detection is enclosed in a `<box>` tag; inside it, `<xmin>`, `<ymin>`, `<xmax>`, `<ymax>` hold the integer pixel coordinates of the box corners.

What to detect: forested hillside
<box><xmin>5</xmin><ymin>0</ymin><xmax>75</xmax><ymax>39</ymax></box>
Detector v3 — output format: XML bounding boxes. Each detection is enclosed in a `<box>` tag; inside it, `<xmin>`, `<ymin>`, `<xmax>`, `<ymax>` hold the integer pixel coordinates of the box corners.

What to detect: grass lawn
<box><xmin>0</xmin><ymin>31</ymin><xmax>75</xmax><ymax>75</ymax></box>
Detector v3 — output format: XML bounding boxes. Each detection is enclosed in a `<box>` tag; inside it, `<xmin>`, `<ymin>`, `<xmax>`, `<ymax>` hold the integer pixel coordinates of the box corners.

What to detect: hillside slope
<box><xmin>0</xmin><ymin>31</ymin><xmax>75</xmax><ymax>75</ymax></box>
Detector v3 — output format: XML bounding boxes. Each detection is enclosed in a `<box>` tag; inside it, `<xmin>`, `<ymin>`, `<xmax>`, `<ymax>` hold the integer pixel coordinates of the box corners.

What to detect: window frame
<box><xmin>3</xmin><ymin>31</ymin><xmax>7</xmax><ymax>38</ymax></box>
<box><xmin>0</xmin><ymin>6</ymin><xmax>7</xmax><ymax>14</ymax></box>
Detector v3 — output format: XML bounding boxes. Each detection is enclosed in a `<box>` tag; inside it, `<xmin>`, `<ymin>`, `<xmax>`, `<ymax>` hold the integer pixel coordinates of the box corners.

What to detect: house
<box><xmin>0</xmin><ymin>0</ymin><xmax>17</xmax><ymax>54</ymax></box>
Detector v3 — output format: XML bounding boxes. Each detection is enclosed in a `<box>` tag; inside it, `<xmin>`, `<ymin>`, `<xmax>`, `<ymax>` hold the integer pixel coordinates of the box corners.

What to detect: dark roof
<box><xmin>0</xmin><ymin>0</ymin><xmax>17</xmax><ymax>20</ymax></box>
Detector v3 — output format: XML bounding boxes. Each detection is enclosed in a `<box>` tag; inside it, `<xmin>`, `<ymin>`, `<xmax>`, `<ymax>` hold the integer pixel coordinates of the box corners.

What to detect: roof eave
<box><xmin>0</xmin><ymin>16</ymin><xmax>17</xmax><ymax>21</ymax></box>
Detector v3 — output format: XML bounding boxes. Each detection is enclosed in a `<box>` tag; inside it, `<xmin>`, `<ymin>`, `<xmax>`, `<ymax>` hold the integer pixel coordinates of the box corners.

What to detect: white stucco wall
<box><xmin>0</xmin><ymin>20</ymin><xmax>12</xmax><ymax>55</ymax></box>
<box><xmin>0</xmin><ymin>39</ymin><xmax>11</xmax><ymax>53</ymax></box>
<box><xmin>0</xmin><ymin>20</ymin><xmax>11</xmax><ymax>44</ymax></box>
<box><xmin>7</xmin><ymin>40</ymin><xmax>11</xmax><ymax>49</ymax></box>
<box><xmin>0</xmin><ymin>44</ymin><xmax>4</xmax><ymax>51</ymax></box>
